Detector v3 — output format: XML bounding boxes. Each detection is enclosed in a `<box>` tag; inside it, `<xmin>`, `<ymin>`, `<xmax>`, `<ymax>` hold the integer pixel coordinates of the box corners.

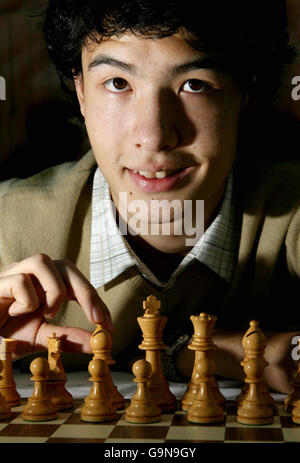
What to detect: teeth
<box><xmin>139</xmin><ymin>170</ymin><xmax>156</xmax><ymax>179</ymax></box>
<box><xmin>155</xmin><ymin>171</ymin><xmax>167</xmax><ymax>179</ymax></box>
<box><xmin>137</xmin><ymin>170</ymin><xmax>171</xmax><ymax>179</ymax></box>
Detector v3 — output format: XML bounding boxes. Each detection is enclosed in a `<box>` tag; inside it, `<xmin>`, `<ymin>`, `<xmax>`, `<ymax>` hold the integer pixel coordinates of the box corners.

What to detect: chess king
<box><xmin>0</xmin><ymin>0</ymin><xmax>299</xmax><ymax>396</ymax></box>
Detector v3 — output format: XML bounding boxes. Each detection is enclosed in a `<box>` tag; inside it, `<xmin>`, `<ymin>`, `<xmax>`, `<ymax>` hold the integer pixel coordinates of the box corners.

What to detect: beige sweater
<box><xmin>0</xmin><ymin>151</ymin><xmax>299</xmax><ymax>364</ymax></box>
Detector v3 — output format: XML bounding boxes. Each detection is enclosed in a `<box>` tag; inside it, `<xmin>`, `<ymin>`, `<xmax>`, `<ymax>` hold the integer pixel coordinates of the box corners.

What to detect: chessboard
<box><xmin>1</xmin><ymin>398</ymin><xmax>300</xmax><ymax>444</ymax></box>
<box><xmin>1</xmin><ymin>307</ymin><xmax>299</xmax><ymax>453</ymax></box>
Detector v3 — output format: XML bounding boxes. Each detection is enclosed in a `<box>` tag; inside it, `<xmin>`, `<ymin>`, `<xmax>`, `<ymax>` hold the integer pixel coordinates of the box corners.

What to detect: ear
<box><xmin>74</xmin><ymin>73</ymin><xmax>85</xmax><ymax>118</ymax></box>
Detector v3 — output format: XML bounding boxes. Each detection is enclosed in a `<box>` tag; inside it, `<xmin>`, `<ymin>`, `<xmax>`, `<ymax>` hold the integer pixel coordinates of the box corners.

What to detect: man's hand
<box><xmin>0</xmin><ymin>254</ymin><xmax>113</xmax><ymax>359</ymax></box>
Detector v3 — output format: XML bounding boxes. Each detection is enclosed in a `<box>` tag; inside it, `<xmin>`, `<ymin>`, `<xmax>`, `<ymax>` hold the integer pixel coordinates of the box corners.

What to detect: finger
<box><xmin>35</xmin><ymin>321</ymin><xmax>93</xmax><ymax>354</ymax></box>
<box><xmin>0</xmin><ymin>310</ymin><xmax>44</xmax><ymax>360</ymax></box>
<box><xmin>1</xmin><ymin>254</ymin><xmax>67</xmax><ymax>315</ymax></box>
<box><xmin>1</xmin><ymin>261</ymin><xmax>18</xmax><ymax>272</ymax></box>
<box><xmin>0</xmin><ymin>274</ymin><xmax>40</xmax><ymax>317</ymax></box>
<box><xmin>54</xmin><ymin>260</ymin><xmax>114</xmax><ymax>332</ymax></box>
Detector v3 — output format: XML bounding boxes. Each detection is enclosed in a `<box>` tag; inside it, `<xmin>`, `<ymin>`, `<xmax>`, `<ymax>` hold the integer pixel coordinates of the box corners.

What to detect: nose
<box><xmin>130</xmin><ymin>89</ymin><xmax>180</xmax><ymax>153</ymax></box>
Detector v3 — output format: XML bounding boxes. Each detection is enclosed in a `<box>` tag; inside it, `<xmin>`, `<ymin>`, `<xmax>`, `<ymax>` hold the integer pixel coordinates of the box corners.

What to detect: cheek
<box><xmin>84</xmin><ymin>102</ymin><xmax>125</xmax><ymax>154</ymax></box>
<box><xmin>191</xmin><ymin>96</ymin><xmax>242</xmax><ymax>154</ymax></box>
<box><xmin>84</xmin><ymin>84</ymin><xmax>124</xmax><ymax>131</ymax></box>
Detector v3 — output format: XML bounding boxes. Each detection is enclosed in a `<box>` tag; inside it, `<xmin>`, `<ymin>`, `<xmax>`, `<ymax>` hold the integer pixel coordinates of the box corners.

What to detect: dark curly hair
<box><xmin>43</xmin><ymin>0</ymin><xmax>296</xmax><ymax>110</ymax></box>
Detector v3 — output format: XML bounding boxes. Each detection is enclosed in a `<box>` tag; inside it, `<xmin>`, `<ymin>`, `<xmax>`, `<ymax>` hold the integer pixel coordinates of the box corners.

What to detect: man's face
<box><xmin>75</xmin><ymin>33</ymin><xmax>244</xmax><ymax>235</ymax></box>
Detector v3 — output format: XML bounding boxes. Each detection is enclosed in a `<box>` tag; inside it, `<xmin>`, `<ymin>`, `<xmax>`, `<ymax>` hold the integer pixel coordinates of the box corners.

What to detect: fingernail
<box><xmin>92</xmin><ymin>307</ymin><xmax>104</xmax><ymax>324</ymax></box>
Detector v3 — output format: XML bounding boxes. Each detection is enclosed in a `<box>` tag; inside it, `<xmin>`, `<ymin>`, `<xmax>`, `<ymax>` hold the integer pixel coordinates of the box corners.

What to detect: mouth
<box><xmin>127</xmin><ymin>166</ymin><xmax>195</xmax><ymax>192</ymax></box>
<box><xmin>133</xmin><ymin>168</ymin><xmax>182</xmax><ymax>179</ymax></box>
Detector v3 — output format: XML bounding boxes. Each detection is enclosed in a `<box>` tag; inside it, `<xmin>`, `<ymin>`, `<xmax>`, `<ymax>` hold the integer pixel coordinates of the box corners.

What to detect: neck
<box><xmin>125</xmin><ymin>233</ymin><xmax>187</xmax><ymax>283</ymax></box>
<box><xmin>116</xmin><ymin>189</ymin><xmax>225</xmax><ymax>283</ymax></box>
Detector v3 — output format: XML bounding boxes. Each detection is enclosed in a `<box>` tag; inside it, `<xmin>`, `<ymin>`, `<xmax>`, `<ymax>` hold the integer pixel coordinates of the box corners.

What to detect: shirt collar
<box><xmin>90</xmin><ymin>167</ymin><xmax>241</xmax><ymax>289</ymax></box>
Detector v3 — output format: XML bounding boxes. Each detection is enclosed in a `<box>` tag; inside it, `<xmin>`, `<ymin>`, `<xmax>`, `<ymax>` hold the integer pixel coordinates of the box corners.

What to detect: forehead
<box><xmin>82</xmin><ymin>33</ymin><xmax>209</xmax><ymax>66</ymax></box>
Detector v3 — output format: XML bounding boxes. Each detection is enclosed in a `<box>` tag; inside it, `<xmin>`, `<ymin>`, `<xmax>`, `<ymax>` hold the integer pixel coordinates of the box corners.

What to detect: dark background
<box><xmin>0</xmin><ymin>0</ymin><xmax>90</xmax><ymax>181</ymax></box>
<box><xmin>0</xmin><ymin>0</ymin><xmax>299</xmax><ymax>181</ymax></box>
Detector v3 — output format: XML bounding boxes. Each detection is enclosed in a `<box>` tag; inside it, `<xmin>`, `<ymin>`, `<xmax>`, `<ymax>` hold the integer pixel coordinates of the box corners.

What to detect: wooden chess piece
<box><xmin>0</xmin><ymin>359</ymin><xmax>12</xmax><ymax>420</ymax></box>
<box><xmin>22</xmin><ymin>357</ymin><xmax>58</xmax><ymax>422</ymax></box>
<box><xmin>46</xmin><ymin>333</ymin><xmax>73</xmax><ymax>411</ymax></box>
<box><xmin>285</xmin><ymin>339</ymin><xmax>300</xmax><ymax>413</ymax></box>
<box><xmin>0</xmin><ymin>338</ymin><xmax>21</xmax><ymax>406</ymax></box>
<box><xmin>187</xmin><ymin>355</ymin><xmax>224</xmax><ymax>424</ymax></box>
<box><xmin>138</xmin><ymin>295</ymin><xmax>177</xmax><ymax>413</ymax></box>
<box><xmin>181</xmin><ymin>313</ymin><xmax>225</xmax><ymax>411</ymax></box>
<box><xmin>125</xmin><ymin>359</ymin><xmax>161</xmax><ymax>424</ymax></box>
<box><xmin>237</xmin><ymin>321</ymin><xmax>273</xmax><ymax>425</ymax></box>
<box><xmin>90</xmin><ymin>324</ymin><xmax>125</xmax><ymax>410</ymax></box>
<box><xmin>237</xmin><ymin>381</ymin><xmax>275</xmax><ymax>409</ymax></box>
<box><xmin>291</xmin><ymin>398</ymin><xmax>300</xmax><ymax>424</ymax></box>
<box><xmin>80</xmin><ymin>358</ymin><xmax>117</xmax><ymax>423</ymax></box>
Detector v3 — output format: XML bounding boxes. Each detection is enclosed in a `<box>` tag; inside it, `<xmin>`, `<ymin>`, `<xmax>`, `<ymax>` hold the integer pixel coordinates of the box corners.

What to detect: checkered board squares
<box><xmin>1</xmin><ymin>399</ymin><xmax>300</xmax><ymax>443</ymax></box>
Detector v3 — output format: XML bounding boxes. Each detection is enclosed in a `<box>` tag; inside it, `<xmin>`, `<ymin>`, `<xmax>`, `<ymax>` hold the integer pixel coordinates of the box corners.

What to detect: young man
<box><xmin>0</xmin><ymin>0</ymin><xmax>299</xmax><ymax>393</ymax></box>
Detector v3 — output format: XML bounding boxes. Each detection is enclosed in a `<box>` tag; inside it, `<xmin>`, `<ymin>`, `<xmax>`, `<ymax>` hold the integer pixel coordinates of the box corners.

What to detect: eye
<box><xmin>104</xmin><ymin>78</ymin><xmax>130</xmax><ymax>93</ymax></box>
<box><xmin>182</xmin><ymin>79</ymin><xmax>211</xmax><ymax>93</ymax></box>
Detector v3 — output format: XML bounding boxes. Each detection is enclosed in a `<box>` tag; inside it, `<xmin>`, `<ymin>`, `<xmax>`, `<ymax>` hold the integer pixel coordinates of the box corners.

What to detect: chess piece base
<box><xmin>181</xmin><ymin>383</ymin><xmax>198</xmax><ymax>411</ymax></box>
<box><xmin>181</xmin><ymin>383</ymin><xmax>225</xmax><ymax>411</ymax></box>
<box><xmin>187</xmin><ymin>402</ymin><xmax>224</xmax><ymax>425</ymax></box>
<box><xmin>80</xmin><ymin>414</ymin><xmax>117</xmax><ymax>423</ymax></box>
<box><xmin>22</xmin><ymin>399</ymin><xmax>57</xmax><ymax>422</ymax></box>
<box><xmin>285</xmin><ymin>394</ymin><xmax>299</xmax><ymax>413</ymax></box>
<box><xmin>125</xmin><ymin>400</ymin><xmax>161</xmax><ymax>424</ymax></box>
<box><xmin>81</xmin><ymin>410</ymin><xmax>117</xmax><ymax>423</ymax></box>
<box><xmin>149</xmin><ymin>384</ymin><xmax>177</xmax><ymax>413</ymax></box>
<box><xmin>237</xmin><ymin>403</ymin><xmax>273</xmax><ymax>426</ymax></box>
<box><xmin>110</xmin><ymin>387</ymin><xmax>125</xmax><ymax>410</ymax></box>
<box><xmin>291</xmin><ymin>402</ymin><xmax>300</xmax><ymax>424</ymax></box>
<box><xmin>22</xmin><ymin>414</ymin><xmax>57</xmax><ymax>422</ymax></box>
<box><xmin>125</xmin><ymin>414</ymin><xmax>161</xmax><ymax>424</ymax></box>
<box><xmin>0</xmin><ymin>395</ymin><xmax>12</xmax><ymax>421</ymax></box>
<box><xmin>237</xmin><ymin>416</ymin><xmax>273</xmax><ymax>425</ymax></box>
<box><xmin>47</xmin><ymin>381</ymin><xmax>73</xmax><ymax>411</ymax></box>
<box><xmin>292</xmin><ymin>414</ymin><xmax>300</xmax><ymax>425</ymax></box>
<box><xmin>80</xmin><ymin>398</ymin><xmax>117</xmax><ymax>423</ymax></box>
<box><xmin>187</xmin><ymin>415</ymin><xmax>224</xmax><ymax>425</ymax></box>
<box><xmin>0</xmin><ymin>410</ymin><xmax>12</xmax><ymax>420</ymax></box>
<box><xmin>0</xmin><ymin>387</ymin><xmax>20</xmax><ymax>407</ymax></box>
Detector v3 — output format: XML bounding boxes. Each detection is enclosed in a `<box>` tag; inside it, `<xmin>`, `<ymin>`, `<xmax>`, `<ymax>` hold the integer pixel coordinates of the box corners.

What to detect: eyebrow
<box><xmin>171</xmin><ymin>58</ymin><xmax>227</xmax><ymax>77</ymax></box>
<box><xmin>88</xmin><ymin>55</ymin><xmax>138</xmax><ymax>74</ymax></box>
<box><xmin>88</xmin><ymin>54</ymin><xmax>227</xmax><ymax>76</ymax></box>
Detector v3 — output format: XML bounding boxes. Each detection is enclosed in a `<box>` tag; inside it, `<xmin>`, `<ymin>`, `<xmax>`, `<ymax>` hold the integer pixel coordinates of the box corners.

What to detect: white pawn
<box><xmin>81</xmin><ymin>358</ymin><xmax>117</xmax><ymax>423</ymax></box>
<box><xmin>0</xmin><ymin>360</ymin><xmax>11</xmax><ymax>420</ymax></box>
<box><xmin>22</xmin><ymin>357</ymin><xmax>57</xmax><ymax>422</ymax></box>
<box><xmin>125</xmin><ymin>359</ymin><xmax>161</xmax><ymax>424</ymax></box>
<box><xmin>187</xmin><ymin>361</ymin><xmax>224</xmax><ymax>424</ymax></box>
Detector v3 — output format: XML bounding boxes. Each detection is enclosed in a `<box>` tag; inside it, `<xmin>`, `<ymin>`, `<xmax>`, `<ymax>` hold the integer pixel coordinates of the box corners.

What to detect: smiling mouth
<box><xmin>132</xmin><ymin>169</ymin><xmax>183</xmax><ymax>179</ymax></box>
<box><xmin>127</xmin><ymin>166</ymin><xmax>195</xmax><ymax>192</ymax></box>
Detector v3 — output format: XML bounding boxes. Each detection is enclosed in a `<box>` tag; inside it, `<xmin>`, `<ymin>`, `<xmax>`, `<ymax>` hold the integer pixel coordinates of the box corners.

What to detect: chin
<box><xmin>151</xmin><ymin>238</ymin><xmax>190</xmax><ymax>255</ymax></box>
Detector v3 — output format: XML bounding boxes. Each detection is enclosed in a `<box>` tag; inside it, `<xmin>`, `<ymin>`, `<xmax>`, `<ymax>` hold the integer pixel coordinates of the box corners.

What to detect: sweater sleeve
<box><xmin>285</xmin><ymin>203</ymin><xmax>300</xmax><ymax>278</ymax></box>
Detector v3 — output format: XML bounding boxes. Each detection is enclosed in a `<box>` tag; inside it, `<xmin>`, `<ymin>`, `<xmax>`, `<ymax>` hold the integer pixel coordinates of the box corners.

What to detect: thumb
<box><xmin>35</xmin><ymin>321</ymin><xmax>93</xmax><ymax>355</ymax></box>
